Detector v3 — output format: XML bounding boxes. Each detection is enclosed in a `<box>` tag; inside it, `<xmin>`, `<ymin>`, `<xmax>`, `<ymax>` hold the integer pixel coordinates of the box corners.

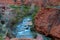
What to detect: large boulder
<box><xmin>34</xmin><ymin>8</ymin><xmax>60</xmax><ymax>39</ymax></box>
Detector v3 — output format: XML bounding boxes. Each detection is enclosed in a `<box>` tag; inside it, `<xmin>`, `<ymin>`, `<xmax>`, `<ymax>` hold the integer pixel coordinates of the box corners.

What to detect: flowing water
<box><xmin>13</xmin><ymin>16</ymin><xmax>36</xmax><ymax>38</ymax></box>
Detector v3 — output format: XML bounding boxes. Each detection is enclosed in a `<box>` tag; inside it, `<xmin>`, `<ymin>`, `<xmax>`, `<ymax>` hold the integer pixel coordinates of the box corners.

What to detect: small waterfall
<box><xmin>13</xmin><ymin>16</ymin><xmax>36</xmax><ymax>38</ymax></box>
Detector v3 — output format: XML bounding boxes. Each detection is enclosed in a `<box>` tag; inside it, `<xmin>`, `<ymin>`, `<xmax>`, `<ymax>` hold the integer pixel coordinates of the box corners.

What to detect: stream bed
<box><xmin>13</xmin><ymin>16</ymin><xmax>36</xmax><ymax>38</ymax></box>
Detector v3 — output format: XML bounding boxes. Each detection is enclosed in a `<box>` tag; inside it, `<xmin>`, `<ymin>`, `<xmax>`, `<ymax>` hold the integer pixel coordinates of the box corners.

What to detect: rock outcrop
<box><xmin>34</xmin><ymin>8</ymin><xmax>60</xmax><ymax>40</ymax></box>
<box><xmin>34</xmin><ymin>0</ymin><xmax>60</xmax><ymax>40</ymax></box>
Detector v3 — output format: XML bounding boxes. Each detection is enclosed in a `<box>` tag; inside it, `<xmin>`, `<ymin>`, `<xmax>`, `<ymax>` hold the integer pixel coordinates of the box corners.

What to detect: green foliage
<box><xmin>0</xmin><ymin>34</ymin><xmax>4</xmax><ymax>40</ymax></box>
<box><xmin>31</xmin><ymin>6</ymin><xmax>39</xmax><ymax>22</ymax></box>
<box><xmin>23</xmin><ymin>5</ymin><xmax>30</xmax><ymax>13</ymax></box>
<box><xmin>10</xmin><ymin>5</ymin><xmax>31</xmax><ymax>26</ymax></box>
<box><xmin>10</xmin><ymin>5</ymin><xmax>20</xmax><ymax>9</ymax></box>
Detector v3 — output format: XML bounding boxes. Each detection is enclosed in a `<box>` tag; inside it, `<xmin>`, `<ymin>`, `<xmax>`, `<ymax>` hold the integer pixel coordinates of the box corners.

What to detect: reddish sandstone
<box><xmin>34</xmin><ymin>8</ymin><xmax>60</xmax><ymax>39</ymax></box>
<box><xmin>50</xmin><ymin>25</ymin><xmax>60</xmax><ymax>38</ymax></box>
<box><xmin>49</xmin><ymin>0</ymin><xmax>60</xmax><ymax>6</ymax></box>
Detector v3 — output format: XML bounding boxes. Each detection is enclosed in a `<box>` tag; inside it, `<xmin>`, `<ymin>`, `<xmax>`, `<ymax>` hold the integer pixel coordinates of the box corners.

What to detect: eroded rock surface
<box><xmin>34</xmin><ymin>8</ymin><xmax>60</xmax><ymax>39</ymax></box>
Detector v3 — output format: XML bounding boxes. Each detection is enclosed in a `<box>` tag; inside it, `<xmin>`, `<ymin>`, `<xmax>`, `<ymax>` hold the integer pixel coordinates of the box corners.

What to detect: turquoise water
<box><xmin>14</xmin><ymin>16</ymin><xmax>35</xmax><ymax>38</ymax></box>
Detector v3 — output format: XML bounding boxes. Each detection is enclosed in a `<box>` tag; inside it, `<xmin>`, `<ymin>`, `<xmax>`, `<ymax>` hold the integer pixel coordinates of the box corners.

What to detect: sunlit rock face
<box><xmin>13</xmin><ymin>16</ymin><xmax>36</xmax><ymax>38</ymax></box>
<box><xmin>34</xmin><ymin>8</ymin><xmax>60</xmax><ymax>39</ymax></box>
